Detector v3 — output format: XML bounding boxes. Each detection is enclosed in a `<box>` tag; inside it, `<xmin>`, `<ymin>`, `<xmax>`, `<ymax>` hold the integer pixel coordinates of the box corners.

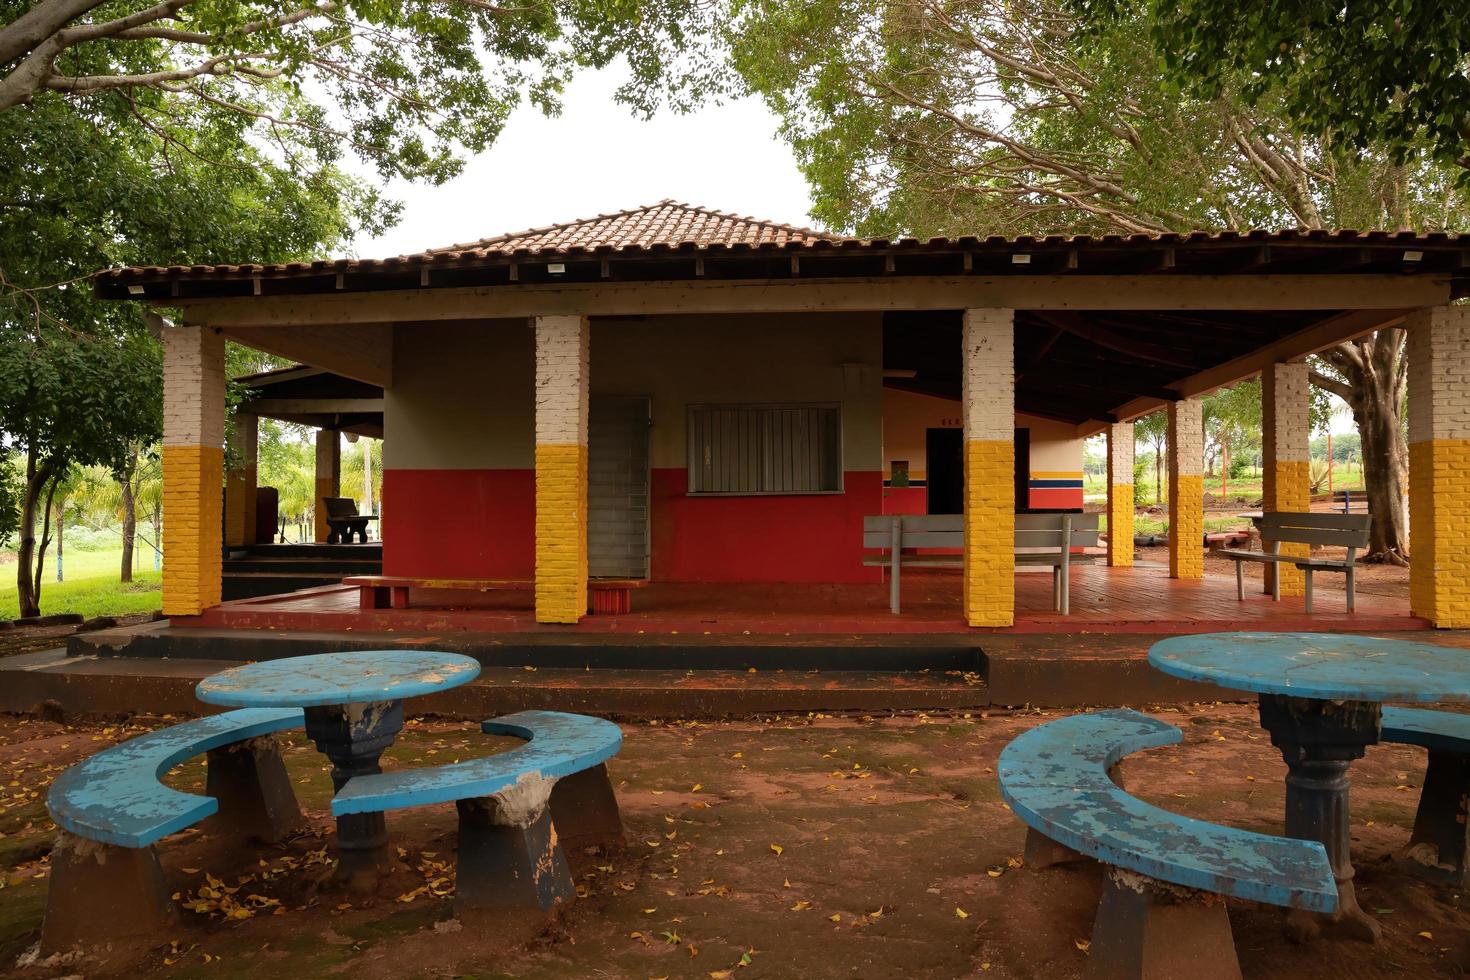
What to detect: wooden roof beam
<box><xmin>1031</xmin><ymin>310</ymin><xmax>1205</xmax><ymax>371</ymax></box>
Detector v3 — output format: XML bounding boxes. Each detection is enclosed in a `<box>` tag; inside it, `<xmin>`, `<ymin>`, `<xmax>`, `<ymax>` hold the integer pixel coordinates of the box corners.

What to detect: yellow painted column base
<box><xmin>1264</xmin><ymin>459</ymin><xmax>1311</xmax><ymax>596</ymax></box>
<box><xmin>1410</xmin><ymin>440</ymin><xmax>1470</xmax><ymax>627</ymax></box>
<box><xmin>162</xmin><ymin>445</ymin><xmax>224</xmax><ymax>616</ymax></box>
<box><xmin>535</xmin><ymin>444</ymin><xmax>589</xmax><ymax>624</ymax></box>
<box><xmin>963</xmin><ymin>440</ymin><xmax>1015</xmax><ymax>627</ymax></box>
<box><xmin>1107</xmin><ymin>483</ymin><xmax>1134</xmax><ymax>568</ymax></box>
<box><xmin>1169</xmin><ymin>474</ymin><xmax>1204</xmax><ymax>580</ymax></box>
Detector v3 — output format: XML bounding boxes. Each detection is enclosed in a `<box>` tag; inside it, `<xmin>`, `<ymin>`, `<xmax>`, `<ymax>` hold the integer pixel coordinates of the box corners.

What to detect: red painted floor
<box><xmin>177</xmin><ymin>563</ymin><xmax>1424</xmax><ymax>636</ymax></box>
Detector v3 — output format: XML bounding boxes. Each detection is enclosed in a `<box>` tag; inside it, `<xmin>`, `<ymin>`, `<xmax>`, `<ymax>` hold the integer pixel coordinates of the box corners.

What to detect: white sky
<box><xmin>352</xmin><ymin>65</ymin><xmax>816</xmax><ymax>258</ymax></box>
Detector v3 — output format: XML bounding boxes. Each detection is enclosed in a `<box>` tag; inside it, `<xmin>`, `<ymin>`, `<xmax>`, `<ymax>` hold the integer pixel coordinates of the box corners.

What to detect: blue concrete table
<box><xmin>1150</xmin><ymin>632</ymin><xmax>1470</xmax><ymax>943</ymax></box>
<box><xmin>197</xmin><ymin>650</ymin><xmax>480</xmax><ymax>885</ymax></box>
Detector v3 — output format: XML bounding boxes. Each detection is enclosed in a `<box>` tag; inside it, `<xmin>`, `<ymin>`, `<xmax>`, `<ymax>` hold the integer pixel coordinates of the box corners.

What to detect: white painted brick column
<box><xmin>1167</xmin><ymin>397</ymin><xmax>1204</xmax><ymax>580</ymax></box>
<box><xmin>161</xmin><ymin>324</ymin><xmax>226</xmax><ymax>615</ymax></box>
<box><xmin>1262</xmin><ymin>362</ymin><xmax>1311</xmax><ymax>595</ymax></box>
<box><xmin>961</xmin><ymin>308</ymin><xmax>1015</xmax><ymax>627</ymax></box>
<box><xmin>1106</xmin><ymin>422</ymin><xmax>1134</xmax><ymax>567</ymax></box>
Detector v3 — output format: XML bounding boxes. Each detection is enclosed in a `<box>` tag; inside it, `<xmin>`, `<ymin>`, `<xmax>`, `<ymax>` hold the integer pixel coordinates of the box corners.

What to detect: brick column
<box><xmin>224</xmin><ymin>413</ymin><xmax>258</xmax><ymax>548</ymax></box>
<box><xmin>1168</xmin><ymin>397</ymin><xmax>1204</xmax><ymax>580</ymax></box>
<box><xmin>1106</xmin><ymin>422</ymin><xmax>1134</xmax><ymax>567</ymax></box>
<box><xmin>534</xmin><ymin>315</ymin><xmax>590</xmax><ymax>624</ymax></box>
<box><xmin>1263</xmin><ymin>362</ymin><xmax>1311</xmax><ymax>595</ymax></box>
<box><xmin>161</xmin><ymin>325</ymin><xmax>225</xmax><ymax>616</ymax></box>
<box><xmin>1407</xmin><ymin>306</ymin><xmax>1470</xmax><ymax>627</ymax></box>
<box><xmin>314</xmin><ymin>428</ymin><xmax>340</xmax><ymax>543</ymax></box>
<box><xmin>962</xmin><ymin>309</ymin><xmax>1016</xmax><ymax>627</ymax></box>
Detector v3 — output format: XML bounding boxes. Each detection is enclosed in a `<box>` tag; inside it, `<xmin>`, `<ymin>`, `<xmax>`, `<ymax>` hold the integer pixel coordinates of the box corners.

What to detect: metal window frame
<box><xmin>686</xmin><ymin>402</ymin><xmax>845</xmax><ymax>496</ymax></box>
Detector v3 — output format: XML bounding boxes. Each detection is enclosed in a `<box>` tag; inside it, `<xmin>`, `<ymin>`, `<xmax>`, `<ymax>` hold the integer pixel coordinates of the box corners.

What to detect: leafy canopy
<box><xmin>1075</xmin><ymin>0</ymin><xmax>1470</xmax><ymax>180</ymax></box>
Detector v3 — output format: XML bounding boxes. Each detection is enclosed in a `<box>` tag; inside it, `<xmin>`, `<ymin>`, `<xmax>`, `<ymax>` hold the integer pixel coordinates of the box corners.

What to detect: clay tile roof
<box><xmin>427</xmin><ymin>200</ymin><xmax>840</xmax><ymax>256</ymax></box>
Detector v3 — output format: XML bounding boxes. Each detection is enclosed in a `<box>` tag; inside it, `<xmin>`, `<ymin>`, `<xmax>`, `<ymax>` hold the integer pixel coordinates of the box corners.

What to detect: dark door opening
<box><xmin>1014</xmin><ymin>427</ymin><xmax>1031</xmax><ymax>512</ymax></box>
<box><xmin>925</xmin><ymin>428</ymin><xmax>963</xmax><ymax>515</ymax></box>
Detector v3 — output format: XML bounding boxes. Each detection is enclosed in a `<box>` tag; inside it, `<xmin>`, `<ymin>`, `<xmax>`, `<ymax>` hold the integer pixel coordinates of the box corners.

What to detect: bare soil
<box><xmin>1</xmin><ymin>701</ymin><xmax>1466</xmax><ymax>979</ymax></box>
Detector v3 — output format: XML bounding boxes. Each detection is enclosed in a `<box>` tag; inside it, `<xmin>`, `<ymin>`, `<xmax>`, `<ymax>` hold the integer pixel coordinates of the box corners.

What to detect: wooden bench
<box><xmin>323</xmin><ymin>496</ymin><xmax>377</xmax><ymax>544</ymax></box>
<box><xmin>862</xmin><ymin>512</ymin><xmax>1100</xmax><ymax>615</ymax></box>
<box><xmin>342</xmin><ymin>575</ymin><xmax>647</xmax><ymax>615</ymax></box>
<box><xmin>998</xmin><ymin>709</ymin><xmax>1337</xmax><ymax>980</ymax></box>
<box><xmin>1217</xmin><ymin>511</ymin><xmax>1372</xmax><ymax>612</ymax></box>
<box><xmin>43</xmin><ymin>708</ymin><xmax>304</xmax><ymax>951</ymax></box>
<box><xmin>332</xmin><ymin>710</ymin><xmax>623</xmax><ymax>918</ymax></box>
<box><xmin>1381</xmin><ymin>706</ymin><xmax>1470</xmax><ymax>886</ymax></box>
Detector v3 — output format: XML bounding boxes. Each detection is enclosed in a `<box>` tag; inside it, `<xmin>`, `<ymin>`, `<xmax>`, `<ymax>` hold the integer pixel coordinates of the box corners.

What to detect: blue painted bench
<box><xmin>1382</xmin><ymin>706</ymin><xmax>1470</xmax><ymax>885</ymax></box>
<box><xmin>42</xmin><ymin>708</ymin><xmax>304</xmax><ymax>952</ymax></box>
<box><xmin>998</xmin><ymin>709</ymin><xmax>1337</xmax><ymax>980</ymax></box>
<box><xmin>333</xmin><ymin>710</ymin><xmax>624</xmax><ymax>918</ymax></box>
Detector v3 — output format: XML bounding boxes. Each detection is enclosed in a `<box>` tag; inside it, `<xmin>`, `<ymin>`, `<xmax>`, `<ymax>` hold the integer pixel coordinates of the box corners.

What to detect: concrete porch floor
<box><xmin>171</xmin><ymin>562</ymin><xmax>1424</xmax><ymax>636</ymax></box>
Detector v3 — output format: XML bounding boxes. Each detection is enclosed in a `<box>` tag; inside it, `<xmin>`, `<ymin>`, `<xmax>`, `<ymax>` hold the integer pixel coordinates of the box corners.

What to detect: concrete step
<box><xmin>222</xmin><ymin>558</ymin><xmax>382</xmax><ymax>574</ymax></box>
<box><xmin>0</xmin><ymin>648</ymin><xmax>987</xmax><ymax>719</ymax></box>
<box><xmin>239</xmin><ymin>543</ymin><xmax>382</xmax><ymax>561</ymax></box>
<box><xmin>221</xmin><ymin>574</ymin><xmax>350</xmax><ymax>601</ymax></box>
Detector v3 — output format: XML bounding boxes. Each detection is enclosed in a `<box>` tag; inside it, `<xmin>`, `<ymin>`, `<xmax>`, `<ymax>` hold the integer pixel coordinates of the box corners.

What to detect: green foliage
<box><xmin>1084</xmin><ymin>0</ymin><xmax>1470</xmax><ymax>181</ymax></box>
<box><xmin>2</xmin><ymin>1</ymin><xmax>707</xmax><ymax>185</ymax></box>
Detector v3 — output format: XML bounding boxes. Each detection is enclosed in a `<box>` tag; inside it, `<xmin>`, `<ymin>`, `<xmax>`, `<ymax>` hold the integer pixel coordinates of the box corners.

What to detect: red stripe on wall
<box><xmin>882</xmin><ymin>486</ymin><xmax>928</xmax><ymax>516</ymax></box>
<box><xmin>651</xmin><ymin>469</ymin><xmax>884</xmax><ymax>583</ymax></box>
<box><xmin>1028</xmin><ymin>487</ymin><xmax>1084</xmax><ymax>510</ymax></box>
<box><xmin>382</xmin><ymin>469</ymin><xmax>534</xmax><ymax>578</ymax></box>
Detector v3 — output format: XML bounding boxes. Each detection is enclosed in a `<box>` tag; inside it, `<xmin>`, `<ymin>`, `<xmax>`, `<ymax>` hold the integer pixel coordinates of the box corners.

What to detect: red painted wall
<box><xmin>882</xmin><ymin>486</ymin><xmax>927</xmax><ymax>515</ymax></box>
<box><xmin>651</xmin><ymin>469</ymin><xmax>883</xmax><ymax>583</ymax></box>
<box><xmin>1027</xmin><ymin>487</ymin><xmax>1085</xmax><ymax>510</ymax></box>
<box><xmin>382</xmin><ymin>469</ymin><xmax>534</xmax><ymax>578</ymax></box>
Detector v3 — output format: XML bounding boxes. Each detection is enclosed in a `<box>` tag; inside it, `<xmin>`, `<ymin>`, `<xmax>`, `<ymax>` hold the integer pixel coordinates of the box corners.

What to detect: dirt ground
<box><xmin>1</xmin><ymin>701</ymin><xmax>1466</xmax><ymax>979</ymax></box>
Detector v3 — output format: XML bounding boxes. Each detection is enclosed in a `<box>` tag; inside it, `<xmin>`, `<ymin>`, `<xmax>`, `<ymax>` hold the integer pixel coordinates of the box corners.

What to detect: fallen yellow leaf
<box><xmin>1075</xmin><ymin>938</ymin><xmax>1091</xmax><ymax>952</ymax></box>
<box><xmin>770</xmin><ymin>843</ymin><xmax>784</xmax><ymax>856</ymax></box>
<box><xmin>955</xmin><ymin>907</ymin><xmax>969</xmax><ymax>919</ymax></box>
<box><xmin>691</xmin><ymin>783</ymin><xmax>703</xmax><ymax>792</ymax></box>
<box><xmin>828</xmin><ymin>913</ymin><xmax>841</xmax><ymax>922</ymax></box>
<box><xmin>1419</xmin><ymin>930</ymin><xmax>1434</xmax><ymax>940</ymax></box>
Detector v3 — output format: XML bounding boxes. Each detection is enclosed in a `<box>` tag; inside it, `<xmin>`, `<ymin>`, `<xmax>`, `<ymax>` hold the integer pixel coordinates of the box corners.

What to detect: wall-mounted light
<box><xmin>882</xmin><ymin>368</ymin><xmax>919</xmax><ymax>379</ymax></box>
<box><xmin>127</xmin><ymin>284</ymin><xmax>146</xmax><ymax>296</ymax></box>
<box><xmin>547</xmin><ymin>263</ymin><xmax>567</xmax><ymax>275</ymax></box>
<box><xmin>1403</xmin><ymin>250</ymin><xmax>1424</xmax><ymax>263</ymax></box>
<box><xmin>1011</xmin><ymin>253</ymin><xmax>1032</xmax><ymax>265</ymax></box>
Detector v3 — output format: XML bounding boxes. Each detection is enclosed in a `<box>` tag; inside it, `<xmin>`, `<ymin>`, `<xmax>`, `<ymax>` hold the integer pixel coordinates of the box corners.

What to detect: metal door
<box><xmin>588</xmin><ymin>396</ymin><xmax>651</xmax><ymax>578</ymax></box>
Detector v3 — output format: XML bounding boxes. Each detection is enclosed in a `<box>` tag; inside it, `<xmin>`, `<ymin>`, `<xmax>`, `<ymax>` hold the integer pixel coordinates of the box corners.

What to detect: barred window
<box><xmin>687</xmin><ymin>404</ymin><xmax>843</xmax><ymax>494</ymax></box>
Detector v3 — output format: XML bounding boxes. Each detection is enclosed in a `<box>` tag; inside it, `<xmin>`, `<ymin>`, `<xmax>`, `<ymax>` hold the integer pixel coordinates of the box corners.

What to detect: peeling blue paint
<box><xmin>1382</xmin><ymin>706</ymin><xmax>1470</xmax><ymax>753</ymax></box>
<box><xmin>997</xmin><ymin>708</ymin><xmax>1339</xmax><ymax>912</ymax></box>
<box><xmin>47</xmin><ymin>708</ymin><xmax>303</xmax><ymax>849</ymax></box>
<box><xmin>196</xmin><ymin>650</ymin><xmax>480</xmax><ymax>708</ymax></box>
<box><xmin>1150</xmin><ymin>632</ymin><xmax>1470</xmax><ymax>703</ymax></box>
<box><xmin>332</xmin><ymin>711</ymin><xmax>622</xmax><ymax>817</ymax></box>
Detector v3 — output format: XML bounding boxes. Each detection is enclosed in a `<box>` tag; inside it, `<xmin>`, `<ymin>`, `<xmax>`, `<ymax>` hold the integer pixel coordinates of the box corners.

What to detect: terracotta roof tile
<box><xmin>427</xmin><ymin>200</ymin><xmax>839</xmax><ymax>255</ymax></box>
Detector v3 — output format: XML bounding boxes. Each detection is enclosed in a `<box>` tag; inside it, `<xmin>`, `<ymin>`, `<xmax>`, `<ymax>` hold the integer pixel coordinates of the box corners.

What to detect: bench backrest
<box><xmin>1260</xmin><ymin>511</ymin><xmax>1371</xmax><ymax>550</ymax></box>
<box><xmin>323</xmin><ymin>496</ymin><xmax>360</xmax><ymax>519</ymax></box>
<box><xmin>861</xmin><ymin>512</ymin><xmax>1099</xmax><ymax>551</ymax></box>
<box><xmin>862</xmin><ymin>514</ymin><xmax>964</xmax><ymax>549</ymax></box>
<box><xmin>1015</xmin><ymin>512</ymin><xmax>1100</xmax><ymax>551</ymax></box>
<box><xmin>997</xmin><ymin>709</ymin><xmax>1339</xmax><ymax>911</ymax></box>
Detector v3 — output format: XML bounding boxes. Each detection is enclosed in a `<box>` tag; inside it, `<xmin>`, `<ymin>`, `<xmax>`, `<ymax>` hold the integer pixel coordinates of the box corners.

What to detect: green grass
<box><xmin>0</xmin><ymin>545</ymin><xmax>161</xmax><ymax>620</ymax></box>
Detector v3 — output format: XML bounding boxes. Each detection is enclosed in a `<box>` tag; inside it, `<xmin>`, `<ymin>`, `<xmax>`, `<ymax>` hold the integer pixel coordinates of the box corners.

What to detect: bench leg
<box><xmin>1400</xmin><ymin>748</ymin><xmax>1470</xmax><ymax>887</ymax></box>
<box><xmin>549</xmin><ymin>763</ymin><xmax>625</xmax><ymax>861</ymax></box>
<box><xmin>1304</xmin><ymin>567</ymin><xmax>1313</xmax><ymax>614</ymax></box>
<box><xmin>1023</xmin><ymin>826</ymin><xmax>1086</xmax><ymax>869</ymax></box>
<box><xmin>204</xmin><ymin>734</ymin><xmax>304</xmax><ymax>844</ymax></box>
<box><xmin>389</xmin><ymin>585</ymin><xmax>411</xmax><ymax>609</ymax></box>
<box><xmin>455</xmin><ymin>778</ymin><xmax>575</xmax><ymax>925</ymax></box>
<box><xmin>1345</xmin><ymin>566</ymin><xmax>1356</xmax><ymax>613</ymax></box>
<box><xmin>41</xmin><ymin>831</ymin><xmax>173</xmax><ymax>952</ymax></box>
<box><xmin>1235</xmin><ymin>561</ymin><xmax>1244</xmax><ymax>601</ymax></box>
<box><xmin>1087</xmin><ymin>867</ymin><xmax>1241</xmax><ymax>980</ymax></box>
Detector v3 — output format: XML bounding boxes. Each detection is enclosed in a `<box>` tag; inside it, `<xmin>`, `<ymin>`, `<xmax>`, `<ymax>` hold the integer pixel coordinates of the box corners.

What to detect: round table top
<box><xmin>1149</xmin><ymin>632</ymin><xmax>1470</xmax><ymax>703</ymax></box>
<box><xmin>196</xmin><ymin>650</ymin><xmax>481</xmax><ymax>708</ymax></box>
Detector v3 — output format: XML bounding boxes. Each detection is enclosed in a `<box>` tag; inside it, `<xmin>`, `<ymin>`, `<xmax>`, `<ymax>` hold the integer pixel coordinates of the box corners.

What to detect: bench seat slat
<box><xmin>332</xmin><ymin>710</ymin><xmax>622</xmax><ymax>816</ymax></box>
<box><xmin>998</xmin><ymin>709</ymin><xmax>1338</xmax><ymax>912</ymax></box>
<box><xmin>47</xmin><ymin>708</ymin><xmax>304</xmax><ymax>849</ymax></box>
<box><xmin>1382</xmin><ymin>706</ymin><xmax>1470</xmax><ymax>754</ymax></box>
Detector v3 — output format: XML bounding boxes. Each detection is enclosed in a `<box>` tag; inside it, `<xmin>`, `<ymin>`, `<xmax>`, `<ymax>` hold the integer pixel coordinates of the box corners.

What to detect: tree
<box><xmin>1135</xmin><ymin>411</ymin><xmax>1167</xmax><ymax>505</ymax></box>
<box><xmin>668</xmin><ymin>0</ymin><xmax>1468</xmax><ymax>561</ymax></box>
<box><xmin>1</xmin><ymin>1</ymin><xmax>702</xmax><ymax>183</ymax></box>
<box><xmin>1093</xmin><ymin>1</ymin><xmax>1470</xmax><ymax>179</ymax></box>
<box><xmin>1203</xmin><ymin>380</ymin><xmax>1260</xmax><ymax>498</ymax></box>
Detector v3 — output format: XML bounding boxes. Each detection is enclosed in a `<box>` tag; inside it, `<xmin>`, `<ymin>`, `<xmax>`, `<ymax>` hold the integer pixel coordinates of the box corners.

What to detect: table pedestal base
<box><xmin>304</xmin><ymin>700</ymin><xmax>405</xmax><ymax>890</ymax></box>
<box><xmin>1259</xmin><ymin>694</ymin><xmax>1381</xmax><ymax>944</ymax></box>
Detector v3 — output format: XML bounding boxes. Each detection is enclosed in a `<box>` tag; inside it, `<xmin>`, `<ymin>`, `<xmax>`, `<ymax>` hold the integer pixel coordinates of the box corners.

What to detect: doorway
<box><xmin>588</xmin><ymin>396</ymin><xmax>651</xmax><ymax>579</ymax></box>
<box><xmin>925</xmin><ymin>427</ymin><xmax>963</xmax><ymax>514</ymax></box>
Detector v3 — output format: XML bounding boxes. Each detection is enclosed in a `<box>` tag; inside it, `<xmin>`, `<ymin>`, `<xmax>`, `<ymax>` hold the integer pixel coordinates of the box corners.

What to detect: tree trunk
<box><xmin>152</xmin><ymin>500</ymin><xmax>162</xmax><ymax>570</ymax></box>
<box><xmin>1313</xmin><ymin>330</ymin><xmax>1409</xmax><ymax>564</ymax></box>
<box><xmin>119</xmin><ymin>449</ymin><xmax>138</xmax><ymax>583</ymax></box>
<box><xmin>1153</xmin><ymin>441</ymin><xmax>1164</xmax><ymax>504</ymax></box>
<box><xmin>14</xmin><ymin>450</ymin><xmax>54</xmax><ymax>619</ymax></box>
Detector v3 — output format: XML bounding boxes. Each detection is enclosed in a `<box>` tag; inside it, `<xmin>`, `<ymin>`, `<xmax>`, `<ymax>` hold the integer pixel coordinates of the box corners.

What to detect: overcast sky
<box><xmin>353</xmin><ymin>65</ymin><xmax>816</xmax><ymax>258</ymax></box>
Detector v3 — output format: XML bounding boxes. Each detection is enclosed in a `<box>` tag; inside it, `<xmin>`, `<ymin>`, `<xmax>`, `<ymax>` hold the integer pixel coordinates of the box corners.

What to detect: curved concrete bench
<box><xmin>1382</xmin><ymin>706</ymin><xmax>1470</xmax><ymax>885</ymax></box>
<box><xmin>998</xmin><ymin>709</ymin><xmax>1337</xmax><ymax>980</ymax></box>
<box><xmin>43</xmin><ymin>707</ymin><xmax>305</xmax><ymax>951</ymax></box>
<box><xmin>333</xmin><ymin>710</ymin><xmax>624</xmax><ymax>918</ymax></box>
